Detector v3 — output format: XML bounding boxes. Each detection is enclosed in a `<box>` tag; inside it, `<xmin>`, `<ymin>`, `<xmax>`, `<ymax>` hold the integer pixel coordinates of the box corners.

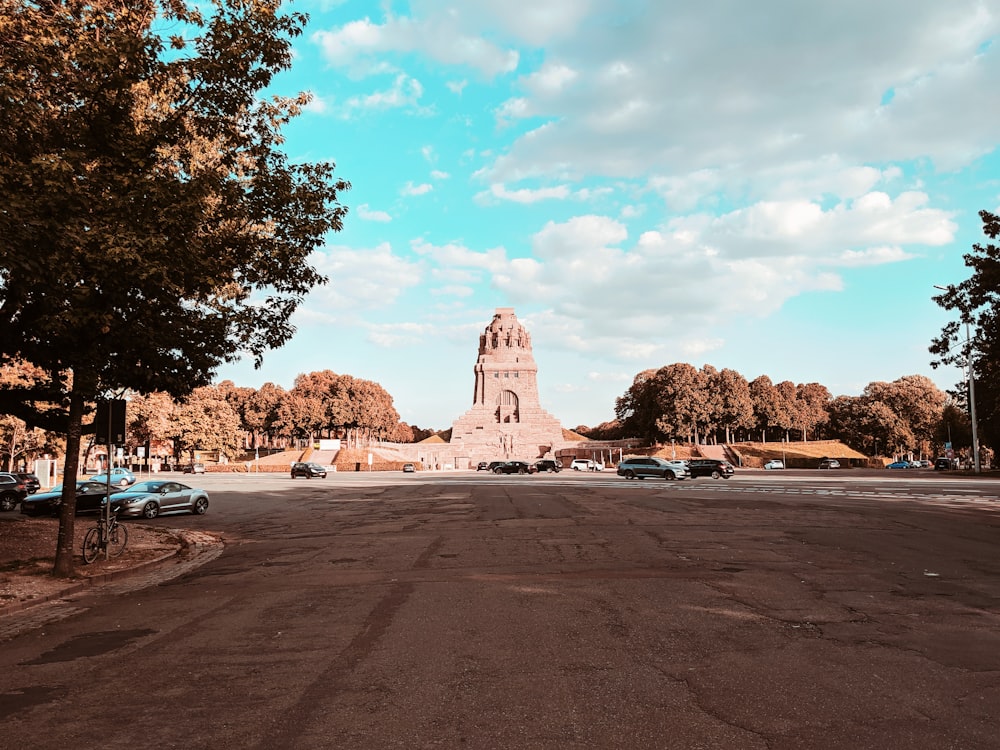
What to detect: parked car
<box><xmin>402</xmin><ymin>463</ymin><xmax>416</xmax><ymax>473</ymax></box>
<box><xmin>14</xmin><ymin>473</ymin><xmax>40</xmax><ymax>494</ymax></box>
<box><xmin>483</xmin><ymin>461</ymin><xmax>505</xmax><ymax>473</ymax></box>
<box><xmin>111</xmin><ymin>480</ymin><xmax>209</xmax><ymax>519</ymax></box>
<box><xmin>570</xmin><ymin>459</ymin><xmax>603</xmax><ymax>472</ymax></box>
<box><xmin>0</xmin><ymin>472</ymin><xmax>29</xmax><ymax>512</ymax></box>
<box><xmin>20</xmin><ymin>480</ymin><xmax>113</xmax><ymax>517</ymax></box>
<box><xmin>493</xmin><ymin>461</ymin><xmax>537</xmax><ymax>474</ymax></box>
<box><xmin>687</xmin><ymin>459</ymin><xmax>735</xmax><ymax>479</ymax></box>
<box><xmin>818</xmin><ymin>459</ymin><xmax>841</xmax><ymax>470</ymax></box>
<box><xmin>476</xmin><ymin>461</ymin><xmax>490</xmax><ymax>471</ymax></box>
<box><xmin>89</xmin><ymin>467</ymin><xmax>137</xmax><ymax>487</ymax></box>
<box><xmin>291</xmin><ymin>462</ymin><xmax>327</xmax><ymax>479</ymax></box>
<box><xmin>886</xmin><ymin>461</ymin><xmax>911</xmax><ymax>469</ymax></box>
<box><xmin>763</xmin><ymin>459</ymin><xmax>785</xmax><ymax>470</ymax></box>
<box><xmin>534</xmin><ymin>459</ymin><xmax>561</xmax><ymax>473</ymax></box>
<box><xmin>183</xmin><ymin>462</ymin><xmax>206</xmax><ymax>474</ymax></box>
<box><xmin>616</xmin><ymin>457</ymin><xmax>688</xmax><ymax>480</ymax></box>
<box><xmin>934</xmin><ymin>457</ymin><xmax>957</xmax><ymax>471</ymax></box>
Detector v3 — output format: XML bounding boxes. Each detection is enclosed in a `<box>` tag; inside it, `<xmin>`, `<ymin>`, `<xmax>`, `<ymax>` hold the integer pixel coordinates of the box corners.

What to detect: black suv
<box><xmin>0</xmin><ymin>472</ymin><xmax>29</xmax><ymax>511</ymax></box>
<box><xmin>534</xmin><ymin>460</ymin><xmax>561</xmax><ymax>473</ymax></box>
<box><xmin>687</xmin><ymin>459</ymin><xmax>735</xmax><ymax>479</ymax></box>
<box><xmin>493</xmin><ymin>461</ymin><xmax>536</xmax><ymax>475</ymax></box>
<box><xmin>14</xmin><ymin>472</ymin><xmax>40</xmax><ymax>494</ymax></box>
<box><xmin>291</xmin><ymin>462</ymin><xmax>327</xmax><ymax>478</ymax></box>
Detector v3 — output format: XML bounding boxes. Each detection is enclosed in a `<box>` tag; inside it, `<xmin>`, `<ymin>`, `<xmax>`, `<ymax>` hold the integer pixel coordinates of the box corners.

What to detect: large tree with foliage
<box><xmin>931</xmin><ymin>209</ymin><xmax>1000</xmax><ymax>453</ymax></box>
<box><xmin>172</xmin><ymin>386</ymin><xmax>242</xmax><ymax>462</ymax></box>
<box><xmin>0</xmin><ymin>0</ymin><xmax>349</xmax><ymax>575</ymax></box>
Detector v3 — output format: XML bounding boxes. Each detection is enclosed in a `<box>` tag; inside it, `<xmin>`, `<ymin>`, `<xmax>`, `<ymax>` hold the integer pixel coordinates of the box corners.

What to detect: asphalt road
<box><xmin>2</xmin><ymin>469</ymin><xmax>999</xmax><ymax>749</ymax></box>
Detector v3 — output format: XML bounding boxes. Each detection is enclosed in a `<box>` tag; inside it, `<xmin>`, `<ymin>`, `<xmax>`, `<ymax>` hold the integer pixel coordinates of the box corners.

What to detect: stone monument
<box><xmin>450</xmin><ymin>308</ymin><xmax>566</xmax><ymax>466</ymax></box>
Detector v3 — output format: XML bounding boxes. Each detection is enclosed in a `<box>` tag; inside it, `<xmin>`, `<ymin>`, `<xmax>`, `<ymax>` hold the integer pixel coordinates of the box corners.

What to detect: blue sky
<box><xmin>214</xmin><ymin>0</ymin><xmax>1000</xmax><ymax>430</ymax></box>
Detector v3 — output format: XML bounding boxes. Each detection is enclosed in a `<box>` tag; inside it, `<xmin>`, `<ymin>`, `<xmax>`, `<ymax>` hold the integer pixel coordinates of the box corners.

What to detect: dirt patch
<box><xmin>0</xmin><ymin>514</ymin><xmax>181</xmax><ymax>609</ymax></box>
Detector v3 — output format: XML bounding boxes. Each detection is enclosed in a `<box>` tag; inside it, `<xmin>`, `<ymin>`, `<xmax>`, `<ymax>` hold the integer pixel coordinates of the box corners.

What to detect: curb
<box><xmin>0</xmin><ymin>528</ymin><xmax>220</xmax><ymax>617</ymax></box>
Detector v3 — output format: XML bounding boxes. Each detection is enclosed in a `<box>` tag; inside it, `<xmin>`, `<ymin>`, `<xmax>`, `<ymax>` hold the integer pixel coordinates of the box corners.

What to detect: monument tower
<box><xmin>450</xmin><ymin>308</ymin><xmax>565</xmax><ymax>465</ymax></box>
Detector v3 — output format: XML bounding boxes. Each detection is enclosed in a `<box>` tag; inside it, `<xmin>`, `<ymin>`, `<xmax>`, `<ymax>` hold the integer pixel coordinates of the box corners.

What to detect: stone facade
<box><xmin>449</xmin><ymin>308</ymin><xmax>566</xmax><ymax>467</ymax></box>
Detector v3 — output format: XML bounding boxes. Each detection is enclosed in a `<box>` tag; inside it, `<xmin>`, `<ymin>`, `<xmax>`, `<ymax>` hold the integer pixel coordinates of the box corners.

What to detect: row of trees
<box><xmin>602</xmin><ymin>366</ymin><xmax>968</xmax><ymax>460</ymax></box>
<box><xmin>124</xmin><ymin>372</ymin><xmax>431</xmax><ymax>462</ymax></box>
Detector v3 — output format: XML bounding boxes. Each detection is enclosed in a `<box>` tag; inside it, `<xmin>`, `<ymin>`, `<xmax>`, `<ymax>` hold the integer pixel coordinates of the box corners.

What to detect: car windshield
<box><xmin>123</xmin><ymin>481</ymin><xmax>168</xmax><ymax>493</ymax></box>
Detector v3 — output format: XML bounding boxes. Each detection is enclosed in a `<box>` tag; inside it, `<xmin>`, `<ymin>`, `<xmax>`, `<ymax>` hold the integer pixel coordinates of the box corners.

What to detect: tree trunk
<box><xmin>53</xmin><ymin>379</ymin><xmax>89</xmax><ymax>577</ymax></box>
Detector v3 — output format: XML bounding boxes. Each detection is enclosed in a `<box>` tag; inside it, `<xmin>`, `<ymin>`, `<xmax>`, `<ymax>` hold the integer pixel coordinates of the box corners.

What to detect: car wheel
<box><xmin>494</xmin><ymin>468</ymin><xmax>503</xmax><ymax>474</ymax></box>
<box><xmin>119</xmin><ymin>478</ymin><xmax>129</xmax><ymax>487</ymax></box>
<box><xmin>193</xmin><ymin>497</ymin><xmax>209</xmax><ymax>515</ymax></box>
<box><xmin>0</xmin><ymin>495</ymin><xmax>16</xmax><ymax>511</ymax></box>
<box><xmin>711</xmin><ymin>470</ymin><xmax>721</xmax><ymax>479</ymax></box>
<box><xmin>665</xmin><ymin>471</ymin><xmax>676</xmax><ymax>480</ymax></box>
<box><xmin>623</xmin><ymin>470</ymin><xmax>636</xmax><ymax>480</ymax></box>
<box><xmin>141</xmin><ymin>501</ymin><xmax>159</xmax><ymax>519</ymax></box>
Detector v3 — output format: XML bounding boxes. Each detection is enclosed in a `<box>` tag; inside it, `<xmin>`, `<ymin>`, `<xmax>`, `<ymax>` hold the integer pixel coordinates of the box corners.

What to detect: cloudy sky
<box><xmin>215</xmin><ymin>0</ymin><xmax>1000</xmax><ymax>430</ymax></box>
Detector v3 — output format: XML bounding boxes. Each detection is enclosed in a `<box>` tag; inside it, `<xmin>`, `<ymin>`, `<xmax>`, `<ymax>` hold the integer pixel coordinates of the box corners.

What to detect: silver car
<box><xmin>111</xmin><ymin>480</ymin><xmax>209</xmax><ymax>519</ymax></box>
<box><xmin>616</xmin><ymin>457</ymin><xmax>688</xmax><ymax>480</ymax></box>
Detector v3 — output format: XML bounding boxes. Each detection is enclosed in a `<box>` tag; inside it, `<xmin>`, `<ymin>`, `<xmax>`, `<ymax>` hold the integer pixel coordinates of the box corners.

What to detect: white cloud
<box><xmin>311</xmin><ymin>12</ymin><xmax>519</xmax><ymax>77</ymax></box>
<box><xmin>401</xmin><ymin>181</ymin><xmax>434</xmax><ymax>196</ymax></box>
<box><xmin>476</xmin><ymin>183</ymin><xmax>570</xmax><ymax>204</ymax></box>
<box><xmin>356</xmin><ymin>204</ymin><xmax>392</xmax><ymax>222</ymax></box>
<box><xmin>366</xmin><ymin>321</ymin><xmax>435</xmax><ymax>348</ymax></box>
<box><xmin>341</xmin><ymin>74</ymin><xmax>424</xmax><ymax>114</ymax></box>
<box><xmin>309</xmin><ymin>243</ymin><xmax>422</xmax><ymax>311</ymax></box>
<box><xmin>411</xmin><ymin>238</ymin><xmax>510</xmax><ymax>272</ymax></box>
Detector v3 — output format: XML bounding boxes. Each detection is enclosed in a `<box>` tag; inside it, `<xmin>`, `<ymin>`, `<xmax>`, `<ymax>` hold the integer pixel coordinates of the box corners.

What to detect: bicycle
<box><xmin>82</xmin><ymin>506</ymin><xmax>128</xmax><ymax>564</ymax></box>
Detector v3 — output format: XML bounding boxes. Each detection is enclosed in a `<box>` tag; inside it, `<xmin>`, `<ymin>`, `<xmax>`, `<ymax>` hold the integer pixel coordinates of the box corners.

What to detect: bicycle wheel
<box><xmin>107</xmin><ymin>522</ymin><xmax>128</xmax><ymax>558</ymax></box>
<box><xmin>82</xmin><ymin>527</ymin><xmax>102</xmax><ymax>564</ymax></box>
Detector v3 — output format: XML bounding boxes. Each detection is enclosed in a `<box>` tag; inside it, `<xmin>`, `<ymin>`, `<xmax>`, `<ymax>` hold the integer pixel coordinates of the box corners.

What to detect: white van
<box><xmin>570</xmin><ymin>459</ymin><xmax>603</xmax><ymax>472</ymax></box>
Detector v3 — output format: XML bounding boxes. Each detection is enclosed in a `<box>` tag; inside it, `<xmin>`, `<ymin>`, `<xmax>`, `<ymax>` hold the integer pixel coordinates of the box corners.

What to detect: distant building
<box><xmin>449</xmin><ymin>308</ymin><xmax>566</xmax><ymax>467</ymax></box>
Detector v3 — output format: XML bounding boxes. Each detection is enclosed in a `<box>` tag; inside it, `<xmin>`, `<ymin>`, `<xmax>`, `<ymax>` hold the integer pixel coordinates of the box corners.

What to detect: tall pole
<box><xmin>966</xmin><ymin>321</ymin><xmax>981</xmax><ymax>473</ymax></box>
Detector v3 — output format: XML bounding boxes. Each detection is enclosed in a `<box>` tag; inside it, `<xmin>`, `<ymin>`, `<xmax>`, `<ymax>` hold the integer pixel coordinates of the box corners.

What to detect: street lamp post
<box><xmin>966</xmin><ymin>320</ymin><xmax>981</xmax><ymax>473</ymax></box>
<box><xmin>934</xmin><ymin>285</ymin><xmax>980</xmax><ymax>474</ymax></box>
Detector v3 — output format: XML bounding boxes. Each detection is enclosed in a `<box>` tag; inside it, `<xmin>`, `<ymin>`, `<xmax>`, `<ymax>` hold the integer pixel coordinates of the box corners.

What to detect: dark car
<box><xmin>483</xmin><ymin>461</ymin><xmax>505</xmax><ymax>473</ymax></box>
<box><xmin>14</xmin><ymin>473</ymin><xmax>40</xmax><ymax>494</ymax></box>
<box><xmin>0</xmin><ymin>472</ymin><xmax>29</xmax><ymax>512</ymax></box>
<box><xmin>687</xmin><ymin>459</ymin><xmax>735</xmax><ymax>479</ymax></box>
<box><xmin>493</xmin><ymin>461</ymin><xmax>536</xmax><ymax>474</ymax></box>
<box><xmin>111</xmin><ymin>480</ymin><xmax>209</xmax><ymax>518</ymax></box>
<box><xmin>20</xmin><ymin>480</ymin><xmax>112</xmax><ymax>517</ymax></box>
<box><xmin>818</xmin><ymin>459</ymin><xmax>841</xmax><ymax>469</ymax></box>
<box><xmin>617</xmin><ymin>457</ymin><xmax>688</xmax><ymax>480</ymax></box>
<box><xmin>534</xmin><ymin>459</ymin><xmax>561</xmax><ymax>473</ymax></box>
<box><xmin>291</xmin><ymin>462</ymin><xmax>327</xmax><ymax>478</ymax></box>
<box><xmin>183</xmin><ymin>462</ymin><xmax>206</xmax><ymax>474</ymax></box>
<box><xmin>477</xmin><ymin>461</ymin><xmax>490</xmax><ymax>471</ymax></box>
<box><xmin>934</xmin><ymin>457</ymin><xmax>957</xmax><ymax>470</ymax></box>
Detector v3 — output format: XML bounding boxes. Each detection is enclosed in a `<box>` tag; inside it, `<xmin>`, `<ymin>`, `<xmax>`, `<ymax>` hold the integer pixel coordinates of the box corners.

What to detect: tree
<box><xmin>749</xmin><ymin>376</ymin><xmax>784</xmax><ymax>442</ymax></box>
<box><xmin>706</xmin><ymin>368</ymin><xmax>754</xmax><ymax>443</ymax></box>
<box><xmin>863</xmin><ymin>376</ymin><xmax>946</xmax><ymax>458</ymax></box>
<box><xmin>0</xmin><ymin>0</ymin><xmax>349</xmax><ymax>575</ymax></box>
<box><xmin>931</xmin><ymin>209</ymin><xmax>1000</xmax><ymax>452</ymax></box>
<box><xmin>796</xmin><ymin>383</ymin><xmax>832</xmax><ymax>441</ymax></box>
<box><xmin>172</xmin><ymin>386</ymin><xmax>242</xmax><ymax>463</ymax></box>
<box><xmin>615</xmin><ymin>369</ymin><xmax>661</xmax><ymax>442</ymax></box>
<box><xmin>774</xmin><ymin>381</ymin><xmax>799</xmax><ymax>441</ymax></box>
<box><xmin>125</xmin><ymin>391</ymin><xmax>176</xmax><ymax>464</ymax></box>
<box><xmin>242</xmin><ymin>382</ymin><xmax>286</xmax><ymax>449</ymax></box>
